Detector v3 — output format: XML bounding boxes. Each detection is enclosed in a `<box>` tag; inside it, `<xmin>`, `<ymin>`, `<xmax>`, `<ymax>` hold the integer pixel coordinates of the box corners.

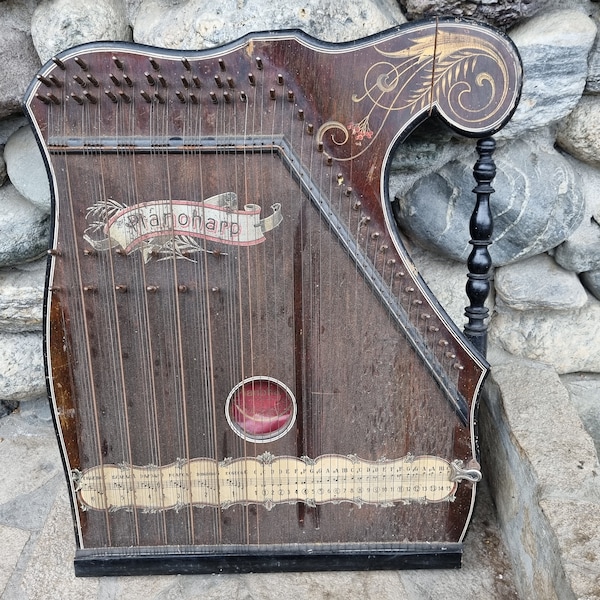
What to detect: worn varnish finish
<box><xmin>24</xmin><ymin>19</ymin><xmax>521</xmax><ymax>575</ymax></box>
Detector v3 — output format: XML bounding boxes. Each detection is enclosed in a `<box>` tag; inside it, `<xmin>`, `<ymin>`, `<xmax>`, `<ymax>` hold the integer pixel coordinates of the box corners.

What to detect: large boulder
<box><xmin>132</xmin><ymin>0</ymin><xmax>406</xmax><ymax>49</ymax></box>
<box><xmin>552</xmin><ymin>156</ymin><xmax>600</xmax><ymax>274</ymax></box>
<box><xmin>0</xmin><ymin>331</ymin><xmax>45</xmax><ymax>401</ymax></box>
<box><xmin>0</xmin><ymin>0</ymin><xmax>41</xmax><ymax>119</ymax></box>
<box><xmin>498</xmin><ymin>10</ymin><xmax>596</xmax><ymax>139</ymax></box>
<box><xmin>0</xmin><ymin>259</ymin><xmax>45</xmax><ymax>333</ymax></box>
<box><xmin>31</xmin><ymin>0</ymin><xmax>132</xmax><ymax>64</ymax></box>
<box><xmin>490</xmin><ymin>295</ymin><xmax>600</xmax><ymax>374</ymax></box>
<box><xmin>0</xmin><ymin>184</ymin><xmax>49</xmax><ymax>267</ymax></box>
<box><xmin>395</xmin><ymin>138</ymin><xmax>585</xmax><ymax>266</ymax></box>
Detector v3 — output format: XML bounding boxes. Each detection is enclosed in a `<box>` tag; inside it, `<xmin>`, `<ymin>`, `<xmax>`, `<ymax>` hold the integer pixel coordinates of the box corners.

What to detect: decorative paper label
<box><xmin>75</xmin><ymin>453</ymin><xmax>458</xmax><ymax>512</ymax></box>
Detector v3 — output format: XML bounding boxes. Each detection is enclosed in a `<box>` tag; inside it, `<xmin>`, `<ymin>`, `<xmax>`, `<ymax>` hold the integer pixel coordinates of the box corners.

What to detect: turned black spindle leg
<box><xmin>464</xmin><ymin>137</ymin><xmax>496</xmax><ymax>357</ymax></box>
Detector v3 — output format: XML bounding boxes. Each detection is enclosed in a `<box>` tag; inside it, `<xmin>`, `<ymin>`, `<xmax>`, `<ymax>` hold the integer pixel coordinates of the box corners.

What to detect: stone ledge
<box><xmin>481</xmin><ymin>346</ymin><xmax>600</xmax><ymax>600</ymax></box>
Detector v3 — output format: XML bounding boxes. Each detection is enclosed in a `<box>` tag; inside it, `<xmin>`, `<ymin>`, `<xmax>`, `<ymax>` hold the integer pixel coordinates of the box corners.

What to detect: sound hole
<box><xmin>225</xmin><ymin>377</ymin><xmax>296</xmax><ymax>443</ymax></box>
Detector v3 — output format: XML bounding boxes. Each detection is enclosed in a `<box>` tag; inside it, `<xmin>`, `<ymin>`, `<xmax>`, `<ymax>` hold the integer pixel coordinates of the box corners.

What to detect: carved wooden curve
<box><xmin>24</xmin><ymin>18</ymin><xmax>522</xmax><ymax>575</ymax></box>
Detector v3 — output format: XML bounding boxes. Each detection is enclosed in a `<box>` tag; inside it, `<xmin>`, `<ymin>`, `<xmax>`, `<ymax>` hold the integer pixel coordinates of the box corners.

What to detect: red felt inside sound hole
<box><xmin>229</xmin><ymin>380</ymin><xmax>294</xmax><ymax>437</ymax></box>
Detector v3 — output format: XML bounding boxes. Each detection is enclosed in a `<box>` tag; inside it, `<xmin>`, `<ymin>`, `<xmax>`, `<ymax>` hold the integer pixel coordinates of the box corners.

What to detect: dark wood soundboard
<box><xmin>24</xmin><ymin>18</ymin><xmax>521</xmax><ymax>575</ymax></box>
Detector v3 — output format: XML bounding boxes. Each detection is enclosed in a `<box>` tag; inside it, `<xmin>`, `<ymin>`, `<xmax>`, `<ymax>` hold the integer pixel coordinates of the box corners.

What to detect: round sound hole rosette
<box><xmin>225</xmin><ymin>377</ymin><xmax>297</xmax><ymax>443</ymax></box>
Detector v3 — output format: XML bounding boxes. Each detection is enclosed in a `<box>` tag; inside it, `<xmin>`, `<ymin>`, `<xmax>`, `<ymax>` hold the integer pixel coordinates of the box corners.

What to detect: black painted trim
<box><xmin>75</xmin><ymin>544</ymin><xmax>463</xmax><ymax>576</ymax></box>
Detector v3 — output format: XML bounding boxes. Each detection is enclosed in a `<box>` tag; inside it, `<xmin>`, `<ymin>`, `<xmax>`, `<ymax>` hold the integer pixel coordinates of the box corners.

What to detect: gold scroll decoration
<box><xmin>74</xmin><ymin>453</ymin><xmax>460</xmax><ymax>511</ymax></box>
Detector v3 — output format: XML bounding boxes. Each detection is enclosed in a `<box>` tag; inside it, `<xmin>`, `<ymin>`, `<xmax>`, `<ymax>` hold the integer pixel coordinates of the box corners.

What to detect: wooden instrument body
<box><xmin>24</xmin><ymin>19</ymin><xmax>521</xmax><ymax>574</ymax></box>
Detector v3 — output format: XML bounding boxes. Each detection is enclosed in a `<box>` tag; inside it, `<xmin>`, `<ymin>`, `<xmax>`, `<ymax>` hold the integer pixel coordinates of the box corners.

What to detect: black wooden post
<box><xmin>464</xmin><ymin>137</ymin><xmax>496</xmax><ymax>357</ymax></box>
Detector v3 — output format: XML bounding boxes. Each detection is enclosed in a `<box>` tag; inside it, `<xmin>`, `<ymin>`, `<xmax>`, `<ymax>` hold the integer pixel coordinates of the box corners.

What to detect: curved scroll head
<box><xmin>423</xmin><ymin>21</ymin><xmax>522</xmax><ymax>136</ymax></box>
<box><xmin>361</xmin><ymin>20</ymin><xmax>522</xmax><ymax>137</ymax></box>
<box><xmin>306</xmin><ymin>19</ymin><xmax>522</xmax><ymax>164</ymax></box>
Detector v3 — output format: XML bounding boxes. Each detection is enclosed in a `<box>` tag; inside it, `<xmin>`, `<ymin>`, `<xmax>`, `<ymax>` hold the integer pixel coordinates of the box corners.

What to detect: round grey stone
<box><xmin>495</xmin><ymin>253</ymin><xmax>588</xmax><ymax>311</ymax></box>
<box><xmin>0</xmin><ymin>259</ymin><xmax>46</xmax><ymax>332</ymax></box>
<box><xmin>557</xmin><ymin>96</ymin><xmax>600</xmax><ymax>169</ymax></box>
<box><xmin>4</xmin><ymin>126</ymin><xmax>51</xmax><ymax>213</ymax></box>
<box><xmin>581</xmin><ymin>270</ymin><xmax>600</xmax><ymax>301</ymax></box>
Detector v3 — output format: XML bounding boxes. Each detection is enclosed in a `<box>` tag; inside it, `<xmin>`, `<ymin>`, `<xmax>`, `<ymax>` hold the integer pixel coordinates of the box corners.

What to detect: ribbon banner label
<box><xmin>84</xmin><ymin>192</ymin><xmax>283</xmax><ymax>259</ymax></box>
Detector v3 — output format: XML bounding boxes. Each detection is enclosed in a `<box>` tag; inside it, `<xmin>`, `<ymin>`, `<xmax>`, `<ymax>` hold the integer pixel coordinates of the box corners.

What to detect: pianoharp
<box><xmin>24</xmin><ymin>18</ymin><xmax>521</xmax><ymax>575</ymax></box>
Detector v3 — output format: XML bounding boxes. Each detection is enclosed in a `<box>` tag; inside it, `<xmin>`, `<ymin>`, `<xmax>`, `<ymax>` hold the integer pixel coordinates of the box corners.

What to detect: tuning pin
<box><xmin>52</xmin><ymin>57</ymin><xmax>66</xmax><ymax>70</ymax></box>
<box><xmin>83</xmin><ymin>91</ymin><xmax>97</xmax><ymax>104</ymax></box>
<box><xmin>86</xmin><ymin>73</ymin><xmax>100</xmax><ymax>87</ymax></box>
<box><xmin>74</xmin><ymin>57</ymin><xmax>88</xmax><ymax>71</ymax></box>
<box><xmin>37</xmin><ymin>75</ymin><xmax>53</xmax><ymax>87</ymax></box>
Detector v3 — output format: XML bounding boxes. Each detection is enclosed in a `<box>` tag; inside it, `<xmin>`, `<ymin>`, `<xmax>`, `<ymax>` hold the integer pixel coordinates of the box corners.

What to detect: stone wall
<box><xmin>1</xmin><ymin>0</ymin><xmax>600</xmax><ymax>594</ymax></box>
<box><xmin>2</xmin><ymin>0</ymin><xmax>599</xmax><ymax>404</ymax></box>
